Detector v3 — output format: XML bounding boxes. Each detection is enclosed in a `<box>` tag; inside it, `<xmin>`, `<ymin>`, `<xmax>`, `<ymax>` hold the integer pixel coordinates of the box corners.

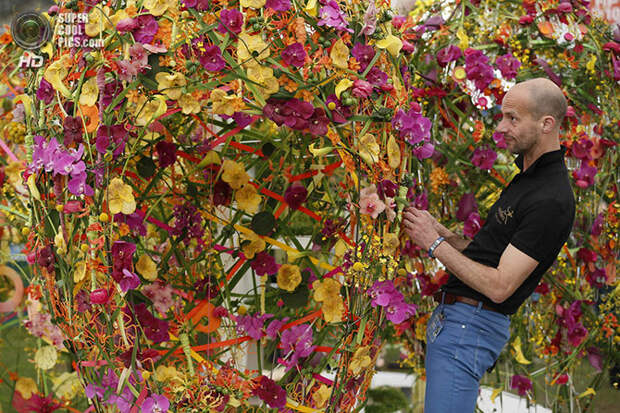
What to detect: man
<box><xmin>402</xmin><ymin>78</ymin><xmax>576</xmax><ymax>412</ymax></box>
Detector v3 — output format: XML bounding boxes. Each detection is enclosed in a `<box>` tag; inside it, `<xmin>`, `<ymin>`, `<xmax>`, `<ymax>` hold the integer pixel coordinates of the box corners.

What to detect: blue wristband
<box><xmin>428</xmin><ymin>236</ymin><xmax>445</xmax><ymax>259</ymax></box>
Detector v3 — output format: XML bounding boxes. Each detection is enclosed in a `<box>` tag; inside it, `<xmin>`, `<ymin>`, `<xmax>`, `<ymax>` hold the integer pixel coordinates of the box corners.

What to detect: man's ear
<box><xmin>541</xmin><ymin>115</ymin><xmax>555</xmax><ymax>133</ymax></box>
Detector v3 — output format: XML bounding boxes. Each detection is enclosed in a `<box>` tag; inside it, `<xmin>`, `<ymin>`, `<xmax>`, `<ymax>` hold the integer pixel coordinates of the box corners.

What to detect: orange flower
<box><xmin>79</xmin><ymin>104</ymin><xmax>99</xmax><ymax>133</ymax></box>
<box><xmin>0</xmin><ymin>31</ymin><xmax>12</xmax><ymax>45</ymax></box>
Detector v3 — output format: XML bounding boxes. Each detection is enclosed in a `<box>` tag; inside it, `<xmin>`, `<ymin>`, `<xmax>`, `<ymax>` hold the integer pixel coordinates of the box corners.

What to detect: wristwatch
<box><xmin>428</xmin><ymin>236</ymin><xmax>445</xmax><ymax>259</ymax></box>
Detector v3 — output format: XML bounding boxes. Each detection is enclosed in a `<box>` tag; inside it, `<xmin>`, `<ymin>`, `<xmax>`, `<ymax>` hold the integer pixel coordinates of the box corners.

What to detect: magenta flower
<box><xmin>510</xmin><ymin>374</ymin><xmax>532</xmax><ymax>396</ymax></box>
<box><xmin>132</xmin><ymin>14</ymin><xmax>158</xmax><ymax>44</ymax></box>
<box><xmin>571</xmin><ymin>137</ymin><xmax>593</xmax><ymax>160</ymax></box>
<box><xmin>129</xmin><ymin>43</ymin><xmax>150</xmax><ymax>72</ymax></box>
<box><xmin>586</xmin><ymin>267</ymin><xmax>607</xmax><ymax>289</ymax></box>
<box><xmin>492</xmin><ymin>131</ymin><xmax>507</xmax><ymax>148</ymax></box>
<box><xmin>308</xmin><ymin>107</ymin><xmax>329</xmax><ymax>135</ymax></box>
<box><xmin>412</xmin><ymin>142</ymin><xmax>435</xmax><ymax>160</ymax></box>
<box><xmin>471</xmin><ymin>145</ymin><xmax>497</xmax><ymax>170</ymax></box>
<box><xmin>199</xmin><ymin>45</ymin><xmax>226</xmax><ymax>71</ymax></box>
<box><xmin>263</xmin><ymin>98</ymin><xmax>288</xmax><ymax>125</ymax></box>
<box><xmin>317</xmin><ymin>1</ymin><xmax>353</xmax><ymax>33</ymax></box>
<box><xmin>155</xmin><ymin>140</ymin><xmax>177</xmax><ymax>168</ymax></box>
<box><xmin>282</xmin><ymin>98</ymin><xmax>315</xmax><ymax>130</ymax></box>
<box><xmin>116</xmin><ymin>17</ymin><xmax>137</xmax><ymax>33</ymax></box>
<box><xmin>116</xmin><ymin>59</ymin><xmax>138</xmax><ymax>82</ymax></box>
<box><xmin>567</xmin><ymin>322</ymin><xmax>588</xmax><ymax>347</ymax></box>
<box><xmin>414</xmin><ymin>190</ymin><xmax>429</xmax><ymax>210</ymax></box>
<box><xmin>266</xmin><ymin>0</ymin><xmax>291</xmax><ymax>12</ymax></box>
<box><xmin>496</xmin><ymin>53</ymin><xmax>521</xmax><ymax>79</ymax></box>
<box><xmin>141</xmin><ymin>394</ymin><xmax>169</xmax><ymax>413</ymax></box>
<box><xmin>68</xmin><ymin>171</ymin><xmax>94</xmax><ymax>196</ymax></box>
<box><xmin>279</xmin><ymin>324</ymin><xmax>316</xmax><ymax>370</ymax></box>
<box><xmin>436</xmin><ymin>45</ymin><xmax>462</xmax><ymax>66</ymax></box>
<box><xmin>182</xmin><ymin>0</ymin><xmax>210</xmax><ymax>11</ymax></box>
<box><xmin>368</xmin><ymin>280</ymin><xmax>416</xmax><ymax>324</ymax></box>
<box><xmin>237</xmin><ymin>313</ymin><xmax>273</xmax><ymax>340</ymax></box>
<box><xmin>367</xmin><ymin>66</ymin><xmax>388</xmax><ymax>87</ymax></box>
<box><xmin>463</xmin><ymin>212</ymin><xmax>482</xmax><ymax>238</ymax></box>
<box><xmin>250</xmin><ymin>251</ymin><xmax>279</xmax><ymax>275</ymax></box>
<box><xmin>120</xmin><ymin>268</ymin><xmax>140</xmax><ymax>292</ymax></box>
<box><xmin>351</xmin><ymin>43</ymin><xmax>375</xmax><ymax>71</ymax></box>
<box><xmin>102</xmin><ymin>79</ymin><xmax>124</xmax><ymax>109</ymax></box>
<box><xmin>282</xmin><ymin>42</ymin><xmax>307</xmax><ymax>68</ymax></box>
<box><xmin>217</xmin><ymin>9</ymin><xmax>244</xmax><ymax>35</ymax></box>
<box><xmin>325</xmin><ymin>94</ymin><xmax>351</xmax><ymax>123</ymax></box>
<box><xmin>352</xmin><ymin>79</ymin><xmax>373</xmax><ymax>98</ymax></box>
<box><xmin>386</xmin><ymin>299</ymin><xmax>417</xmax><ymax>324</ymax></box>
<box><xmin>590</xmin><ymin>212</ymin><xmax>604</xmax><ymax>236</ymax></box>
<box><xmin>253</xmin><ymin>375</ymin><xmax>287</xmax><ymax>409</ymax></box>
<box><xmin>111</xmin><ymin>241</ymin><xmax>136</xmax><ymax>284</ymax></box>
<box><xmin>376</xmin><ymin>180</ymin><xmax>398</xmax><ymax>199</ymax></box>
<box><xmin>90</xmin><ymin>288</ymin><xmax>109</xmax><ymax>305</ymax></box>
<box><xmin>391</xmin><ymin>108</ymin><xmax>432</xmax><ymax>145</ymax></box>
<box><xmin>132</xmin><ymin>303</ymin><xmax>170</xmax><ymax>343</ymax></box>
<box><xmin>96</xmin><ymin>124</ymin><xmax>128</xmax><ymax>158</ymax></box>
<box><xmin>464</xmin><ymin>48</ymin><xmax>495</xmax><ymax>90</ymax></box>
<box><xmin>36</xmin><ymin>78</ymin><xmax>54</xmax><ymax>104</ymax></box>
<box><xmin>456</xmin><ymin>193</ymin><xmax>478</xmax><ymax>222</ymax></box>
<box><xmin>63</xmin><ymin>115</ymin><xmax>84</xmax><ymax>146</ymax></box>
<box><xmin>573</xmin><ymin>161</ymin><xmax>597</xmax><ymax>188</ymax></box>
<box><xmin>284</xmin><ymin>182</ymin><xmax>308</xmax><ymax>210</ymax></box>
<box><xmin>265</xmin><ymin>317</ymin><xmax>289</xmax><ymax>339</ymax></box>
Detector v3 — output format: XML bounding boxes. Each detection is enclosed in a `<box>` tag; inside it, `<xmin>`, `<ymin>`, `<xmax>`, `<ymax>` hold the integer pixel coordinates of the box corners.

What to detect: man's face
<box><xmin>496</xmin><ymin>87</ymin><xmax>542</xmax><ymax>155</ymax></box>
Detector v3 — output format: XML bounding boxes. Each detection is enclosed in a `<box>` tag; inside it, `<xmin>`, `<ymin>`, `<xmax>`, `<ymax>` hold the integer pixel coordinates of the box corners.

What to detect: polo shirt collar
<box><xmin>514</xmin><ymin>146</ymin><xmax>567</xmax><ymax>175</ymax></box>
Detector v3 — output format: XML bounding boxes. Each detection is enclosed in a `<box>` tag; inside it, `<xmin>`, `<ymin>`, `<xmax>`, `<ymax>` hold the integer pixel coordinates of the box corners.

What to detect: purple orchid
<box><xmin>571</xmin><ymin>137</ymin><xmax>593</xmax><ymax>160</ymax></box>
<box><xmin>590</xmin><ymin>212</ymin><xmax>604</xmax><ymax>236</ymax></box>
<box><xmin>463</xmin><ymin>212</ymin><xmax>482</xmax><ymax>238</ymax></box>
<box><xmin>266</xmin><ymin>0</ymin><xmax>291</xmax><ymax>12</ymax></box>
<box><xmin>282</xmin><ymin>98</ymin><xmax>314</xmax><ymax>130</ymax></box>
<box><xmin>200</xmin><ymin>45</ymin><xmax>226</xmax><ymax>71</ymax></box>
<box><xmin>414</xmin><ymin>190</ymin><xmax>429</xmax><ymax>210</ymax></box>
<box><xmin>366</xmin><ymin>66</ymin><xmax>388</xmax><ymax>87</ymax></box>
<box><xmin>111</xmin><ymin>241</ymin><xmax>136</xmax><ymax>285</ymax></box>
<box><xmin>63</xmin><ymin>115</ymin><xmax>84</xmax><ymax>146</ymax></box>
<box><xmin>317</xmin><ymin>1</ymin><xmax>353</xmax><ymax>33</ymax></box>
<box><xmin>456</xmin><ymin>193</ymin><xmax>478</xmax><ymax>222</ymax></box>
<box><xmin>391</xmin><ymin>108</ymin><xmax>432</xmax><ymax>145</ymax></box>
<box><xmin>351</xmin><ymin>43</ymin><xmax>375</xmax><ymax>72</ymax></box>
<box><xmin>265</xmin><ymin>317</ymin><xmax>290</xmax><ymax>339</ymax></box>
<box><xmin>155</xmin><ymin>140</ymin><xmax>177</xmax><ymax>168</ymax></box>
<box><xmin>141</xmin><ymin>394</ymin><xmax>170</xmax><ymax>413</ymax></box>
<box><xmin>132</xmin><ymin>303</ymin><xmax>170</xmax><ymax>343</ymax></box>
<box><xmin>67</xmin><ymin>171</ymin><xmax>94</xmax><ymax>196</ymax></box>
<box><xmin>132</xmin><ymin>14</ymin><xmax>158</xmax><ymax>44</ymax></box>
<box><xmin>325</xmin><ymin>94</ymin><xmax>351</xmax><ymax>123</ymax></box>
<box><xmin>36</xmin><ymin>78</ymin><xmax>54</xmax><ymax>104</ymax></box>
<box><xmin>496</xmin><ymin>53</ymin><xmax>521</xmax><ymax>79</ymax></box>
<box><xmin>282</xmin><ymin>42</ymin><xmax>307</xmax><ymax>68</ymax></box>
<box><xmin>102</xmin><ymin>79</ymin><xmax>125</xmax><ymax>109</ymax></box>
<box><xmin>120</xmin><ymin>268</ymin><xmax>140</xmax><ymax>292</ymax></box>
<box><xmin>278</xmin><ymin>324</ymin><xmax>316</xmax><ymax>370</ymax></box>
<box><xmin>308</xmin><ymin>107</ymin><xmax>329</xmax><ymax>135</ymax></box>
<box><xmin>492</xmin><ymin>131</ymin><xmax>507</xmax><ymax>148</ymax></box>
<box><xmin>471</xmin><ymin>145</ymin><xmax>497</xmax><ymax>170</ymax></box>
<box><xmin>573</xmin><ymin>161</ymin><xmax>597</xmax><ymax>188</ymax></box>
<box><xmin>236</xmin><ymin>313</ymin><xmax>273</xmax><ymax>340</ymax></box>
<box><xmin>253</xmin><ymin>375</ymin><xmax>287</xmax><ymax>409</ymax></box>
<box><xmin>385</xmin><ymin>299</ymin><xmax>417</xmax><ymax>324</ymax></box>
<box><xmin>217</xmin><ymin>9</ymin><xmax>244</xmax><ymax>35</ymax></box>
<box><xmin>352</xmin><ymin>79</ymin><xmax>373</xmax><ymax>98</ymax></box>
<box><xmin>464</xmin><ymin>48</ymin><xmax>495</xmax><ymax>90</ymax></box>
<box><xmin>96</xmin><ymin>124</ymin><xmax>128</xmax><ymax>158</ymax></box>
<box><xmin>436</xmin><ymin>45</ymin><xmax>462</xmax><ymax>66</ymax></box>
<box><xmin>511</xmin><ymin>374</ymin><xmax>532</xmax><ymax>396</ymax></box>
<box><xmin>377</xmin><ymin>180</ymin><xmax>398</xmax><ymax>199</ymax></box>
<box><xmin>368</xmin><ymin>280</ymin><xmax>416</xmax><ymax>324</ymax></box>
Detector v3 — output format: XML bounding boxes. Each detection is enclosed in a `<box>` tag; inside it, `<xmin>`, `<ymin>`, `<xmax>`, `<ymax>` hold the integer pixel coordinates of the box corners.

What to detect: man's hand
<box><xmin>402</xmin><ymin>206</ymin><xmax>440</xmax><ymax>250</ymax></box>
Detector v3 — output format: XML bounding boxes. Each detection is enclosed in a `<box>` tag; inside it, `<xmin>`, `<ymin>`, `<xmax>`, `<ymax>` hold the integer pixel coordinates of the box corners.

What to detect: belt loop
<box><xmin>476</xmin><ymin>300</ymin><xmax>483</xmax><ymax>313</ymax></box>
<box><xmin>441</xmin><ymin>291</ymin><xmax>445</xmax><ymax>306</ymax></box>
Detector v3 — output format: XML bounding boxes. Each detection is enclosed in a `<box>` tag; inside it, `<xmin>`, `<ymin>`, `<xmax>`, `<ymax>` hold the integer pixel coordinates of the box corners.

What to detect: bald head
<box><xmin>511</xmin><ymin>78</ymin><xmax>567</xmax><ymax>129</ymax></box>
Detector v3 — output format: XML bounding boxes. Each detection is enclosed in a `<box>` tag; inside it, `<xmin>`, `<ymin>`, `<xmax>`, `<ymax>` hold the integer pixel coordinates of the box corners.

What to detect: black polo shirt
<box><xmin>443</xmin><ymin>147</ymin><xmax>575</xmax><ymax>315</ymax></box>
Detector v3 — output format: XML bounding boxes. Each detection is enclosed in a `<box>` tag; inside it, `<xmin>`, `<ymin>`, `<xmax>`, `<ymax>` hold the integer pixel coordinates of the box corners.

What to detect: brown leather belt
<box><xmin>433</xmin><ymin>291</ymin><xmax>501</xmax><ymax>314</ymax></box>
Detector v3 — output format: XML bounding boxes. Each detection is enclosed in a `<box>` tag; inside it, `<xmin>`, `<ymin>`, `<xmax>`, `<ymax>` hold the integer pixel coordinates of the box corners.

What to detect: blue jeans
<box><xmin>424</xmin><ymin>301</ymin><xmax>510</xmax><ymax>412</ymax></box>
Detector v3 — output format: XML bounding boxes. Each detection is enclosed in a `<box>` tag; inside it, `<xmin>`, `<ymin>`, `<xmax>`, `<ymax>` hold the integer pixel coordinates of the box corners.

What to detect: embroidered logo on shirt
<box><xmin>496</xmin><ymin>206</ymin><xmax>514</xmax><ymax>224</ymax></box>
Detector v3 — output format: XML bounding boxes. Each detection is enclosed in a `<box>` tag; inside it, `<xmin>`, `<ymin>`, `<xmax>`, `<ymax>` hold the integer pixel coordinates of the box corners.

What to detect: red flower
<box><xmin>253</xmin><ymin>375</ymin><xmax>287</xmax><ymax>409</ymax></box>
<box><xmin>510</xmin><ymin>374</ymin><xmax>532</xmax><ymax>396</ymax></box>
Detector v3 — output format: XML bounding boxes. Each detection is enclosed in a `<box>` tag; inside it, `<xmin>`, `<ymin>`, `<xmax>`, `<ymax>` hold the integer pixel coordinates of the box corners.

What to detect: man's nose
<box><xmin>496</xmin><ymin>119</ymin><xmax>507</xmax><ymax>133</ymax></box>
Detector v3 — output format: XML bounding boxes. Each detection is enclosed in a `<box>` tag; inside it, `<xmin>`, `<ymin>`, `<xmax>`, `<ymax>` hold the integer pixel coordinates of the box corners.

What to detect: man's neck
<box><xmin>521</xmin><ymin>139</ymin><xmax>560</xmax><ymax>171</ymax></box>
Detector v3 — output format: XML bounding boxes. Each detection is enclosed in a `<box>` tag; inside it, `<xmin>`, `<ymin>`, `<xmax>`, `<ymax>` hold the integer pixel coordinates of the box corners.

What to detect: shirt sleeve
<box><xmin>510</xmin><ymin>199</ymin><xmax>569</xmax><ymax>263</ymax></box>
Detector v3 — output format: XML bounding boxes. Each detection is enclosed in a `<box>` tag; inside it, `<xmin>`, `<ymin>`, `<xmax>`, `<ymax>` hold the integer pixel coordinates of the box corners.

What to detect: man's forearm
<box><xmin>436</xmin><ymin>226</ymin><xmax>471</xmax><ymax>252</ymax></box>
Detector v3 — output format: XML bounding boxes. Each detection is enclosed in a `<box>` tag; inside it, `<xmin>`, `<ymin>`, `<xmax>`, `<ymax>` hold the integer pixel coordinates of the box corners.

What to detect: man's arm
<box><xmin>403</xmin><ymin>207</ymin><xmax>538</xmax><ymax>303</ymax></box>
<box><xmin>415</xmin><ymin>209</ymin><xmax>471</xmax><ymax>251</ymax></box>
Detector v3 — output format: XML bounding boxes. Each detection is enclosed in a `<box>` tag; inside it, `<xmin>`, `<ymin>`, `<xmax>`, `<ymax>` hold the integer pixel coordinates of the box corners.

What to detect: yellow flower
<box><xmin>209</xmin><ymin>89</ymin><xmax>244</xmax><ymax>116</ymax></box>
<box><xmin>108</xmin><ymin>177</ymin><xmax>136</xmax><ymax>215</ymax></box>
<box><xmin>358</xmin><ymin>133</ymin><xmax>380</xmax><ymax>165</ymax></box>
<box><xmin>349</xmin><ymin>346</ymin><xmax>371</xmax><ymax>375</ymax></box>
<box><xmin>312</xmin><ymin>384</ymin><xmax>331</xmax><ymax>409</ymax></box>
<box><xmin>136</xmin><ymin>254</ymin><xmax>158</xmax><ymax>281</ymax></box>
<box><xmin>313</xmin><ymin>278</ymin><xmax>341</xmax><ymax>302</ymax></box>
<box><xmin>240</xmin><ymin>0</ymin><xmax>266</xmax><ymax>8</ymax></box>
<box><xmin>85</xmin><ymin>6</ymin><xmax>111</xmax><ymax>37</ymax></box>
<box><xmin>511</xmin><ymin>336</ymin><xmax>531</xmax><ymax>365</ymax></box>
<box><xmin>321</xmin><ymin>295</ymin><xmax>344</xmax><ymax>323</ymax></box>
<box><xmin>5</xmin><ymin>161</ymin><xmax>24</xmax><ymax>186</ymax></box>
<box><xmin>178</xmin><ymin>93</ymin><xmax>200</xmax><ymax>114</ymax></box>
<box><xmin>241</xmin><ymin>231</ymin><xmax>266</xmax><ymax>259</ymax></box>
<box><xmin>73</xmin><ymin>260</ymin><xmax>87</xmax><ymax>283</ymax></box>
<box><xmin>335</xmin><ymin>78</ymin><xmax>353</xmax><ymax>99</ymax></box>
<box><xmin>54</xmin><ymin>230</ymin><xmax>66</xmax><ymax>255</ymax></box>
<box><xmin>155</xmin><ymin>71</ymin><xmax>187</xmax><ymax>100</ymax></box>
<box><xmin>43</xmin><ymin>55</ymin><xmax>71</xmax><ymax>97</ymax></box>
<box><xmin>457</xmin><ymin>28</ymin><xmax>469</xmax><ymax>50</ymax></box>
<box><xmin>246</xmin><ymin>65</ymin><xmax>279</xmax><ymax>98</ymax></box>
<box><xmin>221</xmin><ymin>160</ymin><xmax>250</xmax><ymax>189</ymax></box>
<box><xmin>376</xmin><ymin>34</ymin><xmax>403</xmax><ymax>57</ymax></box>
<box><xmin>143</xmin><ymin>0</ymin><xmax>175</xmax><ymax>16</ymax></box>
<box><xmin>383</xmin><ymin>232</ymin><xmax>400</xmax><ymax>254</ymax></box>
<box><xmin>52</xmin><ymin>372</ymin><xmax>81</xmax><ymax>400</ymax></box>
<box><xmin>304</xmin><ymin>0</ymin><xmax>318</xmax><ymax>17</ymax></box>
<box><xmin>330</xmin><ymin>38</ymin><xmax>349</xmax><ymax>69</ymax></box>
<box><xmin>79</xmin><ymin>76</ymin><xmax>99</xmax><ymax>107</ymax></box>
<box><xmin>235</xmin><ymin>184</ymin><xmax>262</xmax><ymax>213</ymax></box>
<box><xmin>15</xmin><ymin>377</ymin><xmax>37</xmax><ymax>399</ymax></box>
<box><xmin>134</xmin><ymin>94</ymin><xmax>168</xmax><ymax>126</ymax></box>
<box><xmin>277</xmin><ymin>264</ymin><xmax>302</xmax><ymax>292</ymax></box>
<box><xmin>387</xmin><ymin>135</ymin><xmax>401</xmax><ymax>169</ymax></box>
<box><xmin>237</xmin><ymin>32</ymin><xmax>270</xmax><ymax>66</ymax></box>
<box><xmin>34</xmin><ymin>346</ymin><xmax>58</xmax><ymax>370</ymax></box>
<box><xmin>155</xmin><ymin>365</ymin><xmax>181</xmax><ymax>382</ymax></box>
